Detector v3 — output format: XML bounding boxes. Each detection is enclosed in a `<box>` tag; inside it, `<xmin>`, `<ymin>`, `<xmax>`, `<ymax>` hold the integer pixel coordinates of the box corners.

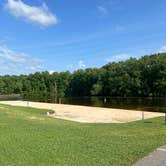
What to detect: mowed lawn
<box><xmin>0</xmin><ymin>105</ymin><xmax>166</xmax><ymax>166</ymax></box>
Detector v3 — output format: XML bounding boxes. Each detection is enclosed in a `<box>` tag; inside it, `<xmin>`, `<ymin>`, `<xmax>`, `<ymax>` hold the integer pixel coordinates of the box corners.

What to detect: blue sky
<box><xmin>0</xmin><ymin>0</ymin><xmax>166</xmax><ymax>75</ymax></box>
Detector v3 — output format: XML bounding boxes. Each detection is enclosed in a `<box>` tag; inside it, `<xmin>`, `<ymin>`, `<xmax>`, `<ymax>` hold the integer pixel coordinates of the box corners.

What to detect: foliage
<box><xmin>0</xmin><ymin>53</ymin><xmax>165</xmax><ymax>102</ymax></box>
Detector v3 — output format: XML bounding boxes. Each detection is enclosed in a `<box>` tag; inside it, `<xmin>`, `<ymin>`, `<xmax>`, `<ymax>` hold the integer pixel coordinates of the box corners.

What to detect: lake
<box><xmin>60</xmin><ymin>97</ymin><xmax>166</xmax><ymax>113</ymax></box>
<box><xmin>0</xmin><ymin>95</ymin><xmax>165</xmax><ymax>113</ymax></box>
<box><xmin>0</xmin><ymin>94</ymin><xmax>22</xmax><ymax>101</ymax></box>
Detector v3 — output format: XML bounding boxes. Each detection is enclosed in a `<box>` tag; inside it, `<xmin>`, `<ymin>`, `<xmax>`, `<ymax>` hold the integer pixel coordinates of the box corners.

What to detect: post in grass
<box><xmin>142</xmin><ymin>111</ymin><xmax>144</xmax><ymax>121</ymax></box>
<box><xmin>27</xmin><ymin>101</ymin><xmax>29</xmax><ymax>107</ymax></box>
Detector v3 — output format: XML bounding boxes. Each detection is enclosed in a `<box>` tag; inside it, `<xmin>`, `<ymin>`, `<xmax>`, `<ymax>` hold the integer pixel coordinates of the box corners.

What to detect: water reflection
<box><xmin>0</xmin><ymin>95</ymin><xmax>165</xmax><ymax>113</ymax></box>
<box><xmin>61</xmin><ymin>97</ymin><xmax>166</xmax><ymax>113</ymax></box>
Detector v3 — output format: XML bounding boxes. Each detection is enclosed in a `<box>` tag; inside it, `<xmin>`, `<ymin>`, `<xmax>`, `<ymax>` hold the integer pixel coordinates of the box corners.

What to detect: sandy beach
<box><xmin>0</xmin><ymin>100</ymin><xmax>164</xmax><ymax>123</ymax></box>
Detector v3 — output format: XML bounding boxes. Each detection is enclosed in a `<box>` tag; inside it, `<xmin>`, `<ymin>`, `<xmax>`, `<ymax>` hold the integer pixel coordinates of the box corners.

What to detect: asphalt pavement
<box><xmin>134</xmin><ymin>145</ymin><xmax>166</xmax><ymax>166</ymax></box>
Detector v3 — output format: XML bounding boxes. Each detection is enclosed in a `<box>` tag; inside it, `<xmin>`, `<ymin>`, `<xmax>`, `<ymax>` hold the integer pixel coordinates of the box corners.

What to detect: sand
<box><xmin>0</xmin><ymin>100</ymin><xmax>164</xmax><ymax>123</ymax></box>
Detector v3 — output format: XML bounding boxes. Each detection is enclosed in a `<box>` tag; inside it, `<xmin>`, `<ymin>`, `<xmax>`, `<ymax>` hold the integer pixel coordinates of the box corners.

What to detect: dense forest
<box><xmin>0</xmin><ymin>53</ymin><xmax>165</xmax><ymax>102</ymax></box>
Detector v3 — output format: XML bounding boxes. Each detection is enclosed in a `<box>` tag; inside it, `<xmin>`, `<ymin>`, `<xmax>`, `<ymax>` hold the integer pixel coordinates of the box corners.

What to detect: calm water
<box><xmin>61</xmin><ymin>97</ymin><xmax>166</xmax><ymax>113</ymax></box>
<box><xmin>0</xmin><ymin>95</ymin><xmax>165</xmax><ymax>113</ymax></box>
<box><xmin>0</xmin><ymin>95</ymin><xmax>21</xmax><ymax>101</ymax></box>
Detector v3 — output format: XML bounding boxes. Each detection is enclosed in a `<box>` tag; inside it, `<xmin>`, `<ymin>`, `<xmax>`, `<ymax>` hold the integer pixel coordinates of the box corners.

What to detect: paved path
<box><xmin>134</xmin><ymin>145</ymin><xmax>166</xmax><ymax>166</ymax></box>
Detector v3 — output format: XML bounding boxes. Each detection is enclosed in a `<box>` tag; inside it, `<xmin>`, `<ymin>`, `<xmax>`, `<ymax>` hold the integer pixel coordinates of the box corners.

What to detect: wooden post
<box><xmin>27</xmin><ymin>101</ymin><xmax>29</xmax><ymax>107</ymax></box>
<box><xmin>142</xmin><ymin>111</ymin><xmax>144</xmax><ymax>120</ymax></box>
<box><xmin>54</xmin><ymin>82</ymin><xmax>57</xmax><ymax>103</ymax></box>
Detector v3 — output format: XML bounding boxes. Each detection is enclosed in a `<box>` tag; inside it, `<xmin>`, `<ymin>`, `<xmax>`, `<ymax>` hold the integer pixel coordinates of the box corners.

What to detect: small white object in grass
<box><xmin>46</xmin><ymin>112</ymin><xmax>50</xmax><ymax>115</ymax></box>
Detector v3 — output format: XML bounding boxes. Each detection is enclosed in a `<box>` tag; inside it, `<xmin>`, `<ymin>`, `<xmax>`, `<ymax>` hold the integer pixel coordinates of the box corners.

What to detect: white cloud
<box><xmin>68</xmin><ymin>64</ymin><xmax>74</xmax><ymax>70</ymax></box>
<box><xmin>0</xmin><ymin>45</ymin><xmax>43</xmax><ymax>74</ymax></box>
<box><xmin>106</xmin><ymin>54</ymin><xmax>133</xmax><ymax>62</ymax></box>
<box><xmin>0</xmin><ymin>46</ymin><xmax>28</xmax><ymax>63</ymax></box>
<box><xmin>49</xmin><ymin>70</ymin><xmax>54</xmax><ymax>74</ymax></box>
<box><xmin>5</xmin><ymin>0</ymin><xmax>58</xmax><ymax>27</ymax></box>
<box><xmin>97</xmin><ymin>0</ymin><xmax>122</xmax><ymax>16</ymax></box>
<box><xmin>78</xmin><ymin>60</ymin><xmax>86</xmax><ymax>69</ymax></box>
<box><xmin>97</xmin><ymin>5</ymin><xmax>108</xmax><ymax>14</ymax></box>
<box><xmin>159</xmin><ymin>46</ymin><xmax>166</xmax><ymax>53</ymax></box>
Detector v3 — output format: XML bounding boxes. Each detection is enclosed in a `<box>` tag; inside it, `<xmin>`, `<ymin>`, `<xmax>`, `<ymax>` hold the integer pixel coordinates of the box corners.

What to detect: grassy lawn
<box><xmin>0</xmin><ymin>104</ymin><xmax>166</xmax><ymax>166</ymax></box>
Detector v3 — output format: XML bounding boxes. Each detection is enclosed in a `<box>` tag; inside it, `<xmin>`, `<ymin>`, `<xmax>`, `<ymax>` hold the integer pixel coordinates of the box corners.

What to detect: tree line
<box><xmin>0</xmin><ymin>53</ymin><xmax>165</xmax><ymax>102</ymax></box>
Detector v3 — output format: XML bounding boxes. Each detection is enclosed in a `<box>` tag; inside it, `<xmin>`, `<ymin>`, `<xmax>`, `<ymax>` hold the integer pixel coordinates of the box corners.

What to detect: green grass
<box><xmin>0</xmin><ymin>104</ymin><xmax>166</xmax><ymax>166</ymax></box>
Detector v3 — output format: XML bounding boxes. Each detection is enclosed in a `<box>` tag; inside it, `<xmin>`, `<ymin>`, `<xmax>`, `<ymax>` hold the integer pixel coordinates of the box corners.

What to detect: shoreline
<box><xmin>0</xmin><ymin>100</ymin><xmax>164</xmax><ymax>123</ymax></box>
